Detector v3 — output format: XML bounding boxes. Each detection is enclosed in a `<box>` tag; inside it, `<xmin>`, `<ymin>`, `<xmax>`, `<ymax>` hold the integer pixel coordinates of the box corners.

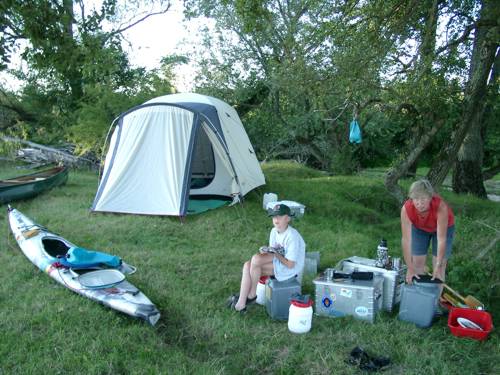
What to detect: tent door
<box><xmin>190</xmin><ymin>125</ymin><xmax>215</xmax><ymax>189</ymax></box>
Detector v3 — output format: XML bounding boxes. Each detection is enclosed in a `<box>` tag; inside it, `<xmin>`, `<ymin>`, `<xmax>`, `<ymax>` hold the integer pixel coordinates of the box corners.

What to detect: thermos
<box><xmin>376</xmin><ymin>239</ymin><xmax>389</xmax><ymax>268</ymax></box>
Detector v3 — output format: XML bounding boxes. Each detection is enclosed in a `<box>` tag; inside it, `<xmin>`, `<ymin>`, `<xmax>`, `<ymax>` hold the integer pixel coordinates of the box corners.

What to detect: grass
<box><xmin>0</xmin><ymin>160</ymin><xmax>499</xmax><ymax>374</ymax></box>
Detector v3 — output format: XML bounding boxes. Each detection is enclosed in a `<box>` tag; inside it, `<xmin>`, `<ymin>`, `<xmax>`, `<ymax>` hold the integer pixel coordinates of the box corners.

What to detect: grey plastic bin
<box><xmin>398</xmin><ymin>279</ymin><xmax>441</xmax><ymax>328</ymax></box>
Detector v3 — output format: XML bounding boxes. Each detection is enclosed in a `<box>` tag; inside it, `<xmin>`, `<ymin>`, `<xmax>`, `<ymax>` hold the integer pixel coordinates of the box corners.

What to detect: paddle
<box><xmin>442</xmin><ymin>283</ymin><xmax>484</xmax><ymax>309</ymax></box>
<box><xmin>423</xmin><ymin>267</ymin><xmax>484</xmax><ymax>309</ymax></box>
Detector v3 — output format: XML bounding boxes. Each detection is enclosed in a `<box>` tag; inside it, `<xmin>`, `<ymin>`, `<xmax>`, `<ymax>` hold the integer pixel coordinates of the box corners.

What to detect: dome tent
<box><xmin>91</xmin><ymin>93</ymin><xmax>265</xmax><ymax>216</ymax></box>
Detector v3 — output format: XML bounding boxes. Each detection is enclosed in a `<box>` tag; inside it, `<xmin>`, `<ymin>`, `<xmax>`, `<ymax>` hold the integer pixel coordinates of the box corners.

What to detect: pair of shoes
<box><xmin>347</xmin><ymin>346</ymin><xmax>391</xmax><ymax>372</ymax></box>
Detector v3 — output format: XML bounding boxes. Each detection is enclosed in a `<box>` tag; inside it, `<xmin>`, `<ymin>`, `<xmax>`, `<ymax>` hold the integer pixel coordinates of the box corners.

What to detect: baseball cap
<box><xmin>268</xmin><ymin>203</ymin><xmax>291</xmax><ymax>217</ymax></box>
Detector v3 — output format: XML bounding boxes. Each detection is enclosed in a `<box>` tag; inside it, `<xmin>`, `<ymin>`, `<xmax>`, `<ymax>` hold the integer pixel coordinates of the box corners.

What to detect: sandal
<box><xmin>225</xmin><ymin>294</ymin><xmax>249</xmax><ymax>314</ymax></box>
<box><xmin>226</xmin><ymin>294</ymin><xmax>257</xmax><ymax>308</ymax></box>
<box><xmin>246</xmin><ymin>295</ymin><xmax>257</xmax><ymax>305</ymax></box>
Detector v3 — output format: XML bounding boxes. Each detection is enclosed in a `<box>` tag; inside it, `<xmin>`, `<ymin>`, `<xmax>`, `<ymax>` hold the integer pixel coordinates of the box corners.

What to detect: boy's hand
<box><xmin>259</xmin><ymin>246</ymin><xmax>271</xmax><ymax>254</ymax></box>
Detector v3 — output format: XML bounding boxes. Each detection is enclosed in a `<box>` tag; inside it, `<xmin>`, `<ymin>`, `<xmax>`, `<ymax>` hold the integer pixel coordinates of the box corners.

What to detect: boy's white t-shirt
<box><xmin>269</xmin><ymin>225</ymin><xmax>306</xmax><ymax>281</ymax></box>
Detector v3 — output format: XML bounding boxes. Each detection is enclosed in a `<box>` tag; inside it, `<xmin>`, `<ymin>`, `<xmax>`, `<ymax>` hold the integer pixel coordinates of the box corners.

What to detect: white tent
<box><xmin>91</xmin><ymin>93</ymin><xmax>265</xmax><ymax>216</ymax></box>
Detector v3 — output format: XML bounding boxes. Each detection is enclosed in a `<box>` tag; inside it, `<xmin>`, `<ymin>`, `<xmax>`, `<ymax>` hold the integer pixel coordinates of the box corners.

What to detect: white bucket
<box><xmin>256</xmin><ymin>276</ymin><xmax>269</xmax><ymax>305</ymax></box>
<box><xmin>288</xmin><ymin>300</ymin><xmax>313</xmax><ymax>334</ymax></box>
<box><xmin>263</xmin><ymin>193</ymin><xmax>278</xmax><ymax>210</ymax></box>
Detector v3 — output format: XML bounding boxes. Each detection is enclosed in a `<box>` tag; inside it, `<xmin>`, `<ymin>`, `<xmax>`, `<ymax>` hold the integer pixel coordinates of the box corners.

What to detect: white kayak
<box><xmin>8</xmin><ymin>207</ymin><xmax>160</xmax><ymax>326</ymax></box>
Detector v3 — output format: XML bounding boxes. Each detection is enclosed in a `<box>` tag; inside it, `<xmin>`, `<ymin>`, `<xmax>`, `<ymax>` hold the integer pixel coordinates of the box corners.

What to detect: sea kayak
<box><xmin>7</xmin><ymin>207</ymin><xmax>160</xmax><ymax>326</ymax></box>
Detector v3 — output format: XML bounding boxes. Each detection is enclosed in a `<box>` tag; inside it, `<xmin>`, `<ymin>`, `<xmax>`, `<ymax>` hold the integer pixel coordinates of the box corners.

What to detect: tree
<box><xmin>427</xmin><ymin>0</ymin><xmax>499</xmax><ymax>193</ymax></box>
<box><xmin>0</xmin><ymin>0</ymin><xmax>174</xmax><ymax>154</ymax></box>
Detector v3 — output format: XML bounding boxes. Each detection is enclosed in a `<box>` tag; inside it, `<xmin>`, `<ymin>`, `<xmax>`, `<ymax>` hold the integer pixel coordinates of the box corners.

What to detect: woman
<box><xmin>401</xmin><ymin>179</ymin><xmax>455</xmax><ymax>284</ymax></box>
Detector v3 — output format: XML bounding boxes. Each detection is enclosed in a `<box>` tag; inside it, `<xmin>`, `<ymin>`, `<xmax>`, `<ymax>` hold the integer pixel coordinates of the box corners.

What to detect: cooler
<box><xmin>338</xmin><ymin>256</ymin><xmax>406</xmax><ymax>312</ymax></box>
<box><xmin>313</xmin><ymin>273</ymin><xmax>383</xmax><ymax>323</ymax></box>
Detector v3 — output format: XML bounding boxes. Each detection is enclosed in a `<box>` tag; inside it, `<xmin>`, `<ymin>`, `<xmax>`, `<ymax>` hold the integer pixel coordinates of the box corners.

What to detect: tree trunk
<box><xmin>385</xmin><ymin>119</ymin><xmax>442</xmax><ymax>203</ymax></box>
<box><xmin>452</xmin><ymin>8</ymin><xmax>500</xmax><ymax>198</ymax></box>
<box><xmin>427</xmin><ymin>0</ymin><xmax>499</xmax><ymax>189</ymax></box>
<box><xmin>384</xmin><ymin>0</ymin><xmax>440</xmax><ymax>202</ymax></box>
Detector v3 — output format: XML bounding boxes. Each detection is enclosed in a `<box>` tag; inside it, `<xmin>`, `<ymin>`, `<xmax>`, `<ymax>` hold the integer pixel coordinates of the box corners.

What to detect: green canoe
<box><xmin>0</xmin><ymin>165</ymin><xmax>68</xmax><ymax>204</ymax></box>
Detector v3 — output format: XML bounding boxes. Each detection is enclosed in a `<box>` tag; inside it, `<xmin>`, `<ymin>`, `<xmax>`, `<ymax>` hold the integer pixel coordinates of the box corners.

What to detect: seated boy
<box><xmin>227</xmin><ymin>203</ymin><xmax>306</xmax><ymax>313</ymax></box>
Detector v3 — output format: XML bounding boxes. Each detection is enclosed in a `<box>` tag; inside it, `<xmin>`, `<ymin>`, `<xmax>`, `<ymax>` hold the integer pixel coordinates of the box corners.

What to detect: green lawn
<box><xmin>0</xmin><ymin>160</ymin><xmax>498</xmax><ymax>374</ymax></box>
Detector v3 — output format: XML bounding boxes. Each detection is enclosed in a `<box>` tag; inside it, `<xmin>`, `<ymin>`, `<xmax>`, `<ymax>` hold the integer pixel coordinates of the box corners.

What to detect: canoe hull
<box><xmin>0</xmin><ymin>166</ymin><xmax>69</xmax><ymax>204</ymax></box>
<box><xmin>8</xmin><ymin>207</ymin><xmax>160</xmax><ymax>326</ymax></box>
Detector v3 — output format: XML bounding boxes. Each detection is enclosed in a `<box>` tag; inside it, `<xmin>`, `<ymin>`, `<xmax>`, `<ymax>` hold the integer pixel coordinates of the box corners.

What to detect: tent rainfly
<box><xmin>91</xmin><ymin>93</ymin><xmax>265</xmax><ymax>216</ymax></box>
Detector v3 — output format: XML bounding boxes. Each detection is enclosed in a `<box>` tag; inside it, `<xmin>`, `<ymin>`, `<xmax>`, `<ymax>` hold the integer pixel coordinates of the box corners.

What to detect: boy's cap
<box><xmin>268</xmin><ymin>203</ymin><xmax>291</xmax><ymax>217</ymax></box>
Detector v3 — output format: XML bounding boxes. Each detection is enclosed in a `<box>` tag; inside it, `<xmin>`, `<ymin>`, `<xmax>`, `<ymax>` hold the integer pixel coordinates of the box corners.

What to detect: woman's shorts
<box><xmin>411</xmin><ymin>225</ymin><xmax>455</xmax><ymax>258</ymax></box>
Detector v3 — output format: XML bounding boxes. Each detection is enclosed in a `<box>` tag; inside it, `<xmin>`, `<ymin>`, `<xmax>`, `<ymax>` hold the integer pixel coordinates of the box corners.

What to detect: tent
<box><xmin>91</xmin><ymin>93</ymin><xmax>265</xmax><ymax>216</ymax></box>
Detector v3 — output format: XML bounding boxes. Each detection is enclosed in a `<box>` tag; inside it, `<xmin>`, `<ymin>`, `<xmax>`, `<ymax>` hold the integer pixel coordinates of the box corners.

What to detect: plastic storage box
<box><xmin>448</xmin><ymin>307</ymin><xmax>493</xmax><ymax>341</ymax></box>
<box><xmin>398</xmin><ymin>279</ymin><xmax>440</xmax><ymax>328</ymax></box>
<box><xmin>313</xmin><ymin>273</ymin><xmax>383</xmax><ymax>323</ymax></box>
<box><xmin>338</xmin><ymin>256</ymin><xmax>407</xmax><ymax>312</ymax></box>
<box><xmin>265</xmin><ymin>277</ymin><xmax>301</xmax><ymax>320</ymax></box>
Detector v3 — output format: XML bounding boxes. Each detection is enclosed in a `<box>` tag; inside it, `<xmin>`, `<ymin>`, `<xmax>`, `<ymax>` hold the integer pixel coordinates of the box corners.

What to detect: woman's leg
<box><xmin>411</xmin><ymin>225</ymin><xmax>431</xmax><ymax>279</ymax></box>
<box><xmin>235</xmin><ymin>253</ymin><xmax>274</xmax><ymax>311</ymax></box>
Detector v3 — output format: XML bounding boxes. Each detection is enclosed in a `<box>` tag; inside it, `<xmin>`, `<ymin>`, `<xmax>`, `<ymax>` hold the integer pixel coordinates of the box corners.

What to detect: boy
<box><xmin>227</xmin><ymin>203</ymin><xmax>306</xmax><ymax>313</ymax></box>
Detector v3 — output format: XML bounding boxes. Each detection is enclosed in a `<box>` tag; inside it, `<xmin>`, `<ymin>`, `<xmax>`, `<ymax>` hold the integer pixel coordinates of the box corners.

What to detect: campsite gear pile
<box><xmin>337</xmin><ymin>255</ymin><xmax>407</xmax><ymax>312</ymax></box>
<box><xmin>92</xmin><ymin>93</ymin><xmax>265</xmax><ymax>217</ymax></box>
<box><xmin>288</xmin><ymin>294</ymin><xmax>313</xmax><ymax>334</ymax></box>
<box><xmin>8</xmin><ymin>206</ymin><xmax>160</xmax><ymax>326</ymax></box>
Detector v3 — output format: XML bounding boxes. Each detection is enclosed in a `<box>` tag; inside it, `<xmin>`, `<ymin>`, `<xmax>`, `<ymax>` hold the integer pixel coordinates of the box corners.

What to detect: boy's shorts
<box><xmin>411</xmin><ymin>225</ymin><xmax>455</xmax><ymax>258</ymax></box>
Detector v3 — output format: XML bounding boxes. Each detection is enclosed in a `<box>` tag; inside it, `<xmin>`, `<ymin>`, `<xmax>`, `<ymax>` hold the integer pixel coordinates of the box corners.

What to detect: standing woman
<box><xmin>401</xmin><ymin>179</ymin><xmax>455</xmax><ymax>284</ymax></box>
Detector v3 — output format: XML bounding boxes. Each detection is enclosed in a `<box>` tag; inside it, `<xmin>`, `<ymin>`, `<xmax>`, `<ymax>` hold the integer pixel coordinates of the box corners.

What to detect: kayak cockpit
<box><xmin>42</xmin><ymin>238</ymin><xmax>70</xmax><ymax>258</ymax></box>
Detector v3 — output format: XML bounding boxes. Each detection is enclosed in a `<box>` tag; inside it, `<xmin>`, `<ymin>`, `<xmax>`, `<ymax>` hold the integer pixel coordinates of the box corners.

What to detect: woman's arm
<box><xmin>433</xmin><ymin>200</ymin><xmax>449</xmax><ymax>280</ymax></box>
<box><xmin>401</xmin><ymin>206</ymin><xmax>417</xmax><ymax>283</ymax></box>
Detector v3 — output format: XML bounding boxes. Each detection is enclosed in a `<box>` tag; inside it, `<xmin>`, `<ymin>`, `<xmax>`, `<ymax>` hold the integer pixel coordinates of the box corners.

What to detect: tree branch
<box><xmin>105</xmin><ymin>5</ymin><xmax>171</xmax><ymax>40</ymax></box>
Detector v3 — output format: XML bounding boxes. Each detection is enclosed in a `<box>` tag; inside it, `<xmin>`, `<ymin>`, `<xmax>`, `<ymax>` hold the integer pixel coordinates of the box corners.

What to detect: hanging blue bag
<box><xmin>349</xmin><ymin>120</ymin><xmax>362</xmax><ymax>144</ymax></box>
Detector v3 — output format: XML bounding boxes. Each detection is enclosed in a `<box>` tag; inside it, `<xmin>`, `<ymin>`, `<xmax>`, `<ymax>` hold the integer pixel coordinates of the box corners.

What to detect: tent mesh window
<box><xmin>190</xmin><ymin>125</ymin><xmax>215</xmax><ymax>189</ymax></box>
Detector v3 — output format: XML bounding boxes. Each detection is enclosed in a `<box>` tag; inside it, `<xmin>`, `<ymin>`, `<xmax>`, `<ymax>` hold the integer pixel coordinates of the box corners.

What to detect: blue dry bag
<box><xmin>349</xmin><ymin>120</ymin><xmax>362</xmax><ymax>144</ymax></box>
<box><xmin>59</xmin><ymin>247</ymin><xmax>122</xmax><ymax>269</ymax></box>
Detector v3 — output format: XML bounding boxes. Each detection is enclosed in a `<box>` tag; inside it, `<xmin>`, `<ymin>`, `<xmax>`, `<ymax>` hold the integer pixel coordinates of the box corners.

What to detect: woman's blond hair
<box><xmin>409</xmin><ymin>179</ymin><xmax>434</xmax><ymax>199</ymax></box>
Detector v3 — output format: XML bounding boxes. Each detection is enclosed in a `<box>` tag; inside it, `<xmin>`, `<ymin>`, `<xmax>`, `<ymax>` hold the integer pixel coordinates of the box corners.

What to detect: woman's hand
<box><xmin>432</xmin><ymin>263</ymin><xmax>444</xmax><ymax>281</ymax></box>
<box><xmin>406</xmin><ymin>268</ymin><xmax>419</xmax><ymax>284</ymax></box>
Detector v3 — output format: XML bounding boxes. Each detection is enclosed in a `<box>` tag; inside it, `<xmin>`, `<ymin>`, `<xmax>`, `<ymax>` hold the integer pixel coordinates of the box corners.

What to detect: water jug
<box><xmin>288</xmin><ymin>298</ymin><xmax>313</xmax><ymax>334</ymax></box>
<box><xmin>256</xmin><ymin>276</ymin><xmax>269</xmax><ymax>305</ymax></box>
